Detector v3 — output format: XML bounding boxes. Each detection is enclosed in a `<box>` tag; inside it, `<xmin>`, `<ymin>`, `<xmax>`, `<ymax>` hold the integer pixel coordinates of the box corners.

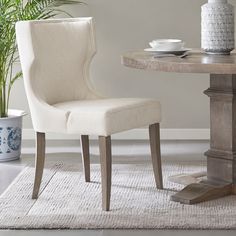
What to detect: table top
<box><xmin>121</xmin><ymin>49</ymin><xmax>236</xmax><ymax>74</ymax></box>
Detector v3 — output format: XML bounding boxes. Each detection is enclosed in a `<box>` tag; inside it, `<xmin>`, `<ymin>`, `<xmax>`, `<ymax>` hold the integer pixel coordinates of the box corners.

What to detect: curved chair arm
<box><xmin>25</xmin><ymin>62</ymin><xmax>70</xmax><ymax>133</ymax></box>
<box><xmin>16</xmin><ymin>22</ymin><xmax>69</xmax><ymax>133</ymax></box>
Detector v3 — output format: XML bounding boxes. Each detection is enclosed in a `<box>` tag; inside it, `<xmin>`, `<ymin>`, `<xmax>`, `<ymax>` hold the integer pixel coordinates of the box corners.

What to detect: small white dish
<box><xmin>149</xmin><ymin>39</ymin><xmax>185</xmax><ymax>51</ymax></box>
<box><xmin>144</xmin><ymin>48</ymin><xmax>191</xmax><ymax>56</ymax></box>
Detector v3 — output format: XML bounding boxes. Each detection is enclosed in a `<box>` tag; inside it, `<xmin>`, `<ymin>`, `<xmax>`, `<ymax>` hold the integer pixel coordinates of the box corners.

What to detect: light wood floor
<box><xmin>0</xmin><ymin>140</ymin><xmax>235</xmax><ymax>235</ymax></box>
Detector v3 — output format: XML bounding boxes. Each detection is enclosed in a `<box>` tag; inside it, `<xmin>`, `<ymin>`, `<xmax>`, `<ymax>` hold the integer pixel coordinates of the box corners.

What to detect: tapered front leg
<box><xmin>149</xmin><ymin>123</ymin><xmax>163</xmax><ymax>189</ymax></box>
<box><xmin>32</xmin><ymin>132</ymin><xmax>46</xmax><ymax>199</ymax></box>
<box><xmin>80</xmin><ymin>135</ymin><xmax>90</xmax><ymax>182</ymax></box>
<box><xmin>99</xmin><ymin>136</ymin><xmax>112</xmax><ymax>211</ymax></box>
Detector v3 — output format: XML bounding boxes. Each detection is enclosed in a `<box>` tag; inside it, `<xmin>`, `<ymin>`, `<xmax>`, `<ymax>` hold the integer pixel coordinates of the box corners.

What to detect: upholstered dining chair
<box><xmin>16</xmin><ymin>17</ymin><xmax>163</xmax><ymax>211</ymax></box>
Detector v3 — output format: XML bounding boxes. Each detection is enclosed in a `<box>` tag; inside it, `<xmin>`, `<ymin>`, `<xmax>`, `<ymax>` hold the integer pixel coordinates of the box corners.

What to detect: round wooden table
<box><xmin>122</xmin><ymin>50</ymin><xmax>236</xmax><ymax>204</ymax></box>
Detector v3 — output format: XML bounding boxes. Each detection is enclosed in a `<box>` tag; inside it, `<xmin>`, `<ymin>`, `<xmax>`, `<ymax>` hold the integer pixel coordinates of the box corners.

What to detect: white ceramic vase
<box><xmin>0</xmin><ymin>110</ymin><xmax>26</xmax><ymax>162</ymax></box>
<box><xmin>201</xmin><ymin>0</ymin><xmax>235</xmax><ymax>55</ymax></box>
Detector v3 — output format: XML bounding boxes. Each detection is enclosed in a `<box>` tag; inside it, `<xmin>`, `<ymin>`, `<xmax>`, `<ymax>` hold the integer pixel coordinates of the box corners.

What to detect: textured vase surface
<box><xmin>201</xmin><ymin>0</ymin><xmax>235</xmax><ymax>54</ymax></box>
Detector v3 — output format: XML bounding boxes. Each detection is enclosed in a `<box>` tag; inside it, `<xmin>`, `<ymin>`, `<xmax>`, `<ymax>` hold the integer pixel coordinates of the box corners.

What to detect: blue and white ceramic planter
<box><xmin>0</xmin><ymin>110</ymin><xmax>26</xmax><ymax>162</ymax></box>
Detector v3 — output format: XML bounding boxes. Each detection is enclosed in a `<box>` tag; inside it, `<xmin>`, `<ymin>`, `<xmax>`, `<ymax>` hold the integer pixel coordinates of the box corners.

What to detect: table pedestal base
<box><xmin>172</xmin><ymin>74</ymin><xmax>236</xmax><ymax>204</ymax></box>
<box><xmin>171</xmin><ymin>181</ymin><xmax>232</xmax><ymax>204</ymax></box>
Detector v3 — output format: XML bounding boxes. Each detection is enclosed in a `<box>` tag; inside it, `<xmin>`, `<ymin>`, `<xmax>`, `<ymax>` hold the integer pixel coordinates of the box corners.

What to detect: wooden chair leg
<box><xmin>149</xmin><ymin>123</ymin><xmax>163</xmax><ymax>189</ymax></box>
<box><xmin>99</xmin><ymin>136</ymin><xmax>112</xmax><ymax>211</ymax></box>
<box><xmin>80</xmin><ymin>135</ymin><xmax>90</xmax><ymax>182</ymax></box>
<box><xmin>32</xmin><ymin>132</ymin><xmax>46</xmax><ymax>199</ymax></box>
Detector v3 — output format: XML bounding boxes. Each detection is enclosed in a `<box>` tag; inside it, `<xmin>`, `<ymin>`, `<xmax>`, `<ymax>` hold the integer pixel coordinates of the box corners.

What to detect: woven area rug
<box><xmin>0</xmin><ymin>161</ymin><xmax>236</xmax><ymax>229</ymax></box>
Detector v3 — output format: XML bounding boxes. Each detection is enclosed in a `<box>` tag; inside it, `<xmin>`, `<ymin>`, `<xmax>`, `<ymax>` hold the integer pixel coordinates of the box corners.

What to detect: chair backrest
<box><xmin>16</xmin><ymin>18</ymin><xmax>98</xmax><ymax>106</ymax></box>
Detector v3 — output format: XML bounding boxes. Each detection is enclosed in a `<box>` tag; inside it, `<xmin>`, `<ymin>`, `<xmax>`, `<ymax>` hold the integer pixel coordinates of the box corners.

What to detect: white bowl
<box><xmin>149</xmin><ymin>39</ymin><xmax>185</xmax><ymax>51</ymax></box>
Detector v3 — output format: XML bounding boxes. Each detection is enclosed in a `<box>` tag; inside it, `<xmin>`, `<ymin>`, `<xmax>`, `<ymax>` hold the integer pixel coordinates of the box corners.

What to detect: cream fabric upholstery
<box><xmin>16</xmin><ymin>18</ymin><xmax>161</xmax><ymax>136</ymax></box>
<box><xmin>54</xmin><ymin>98</ymin><xmax>161</xmax><ymax>136</ymax></box>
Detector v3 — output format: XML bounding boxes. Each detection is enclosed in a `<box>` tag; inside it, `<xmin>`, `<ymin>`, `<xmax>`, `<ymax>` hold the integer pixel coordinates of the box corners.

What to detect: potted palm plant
<box><xmin>0</xmin><ymin>0</ymin><xmax>82</xmax><ymax>161</ymax></box>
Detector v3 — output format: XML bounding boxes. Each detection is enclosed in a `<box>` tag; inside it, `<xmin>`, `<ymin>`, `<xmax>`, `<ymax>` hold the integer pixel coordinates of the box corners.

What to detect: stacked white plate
<box><xmin>145</xmin><ymin>39</ymin><xmax>191</xmax><ymax>55</ymax></box>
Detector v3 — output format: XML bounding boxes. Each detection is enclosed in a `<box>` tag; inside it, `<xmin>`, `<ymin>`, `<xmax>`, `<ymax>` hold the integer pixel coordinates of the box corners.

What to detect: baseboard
<box><xmin>22</xmin><ymin>128</ymin><xmax>210</xmax><ymax>140</ymax></box>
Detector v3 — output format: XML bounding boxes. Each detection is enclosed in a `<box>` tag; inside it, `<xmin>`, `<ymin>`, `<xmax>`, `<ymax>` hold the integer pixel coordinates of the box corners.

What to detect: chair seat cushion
<box><xmin>53</xmin><ymin>98</ymin><xmax>161</xmax><ymax>136</ymax></box>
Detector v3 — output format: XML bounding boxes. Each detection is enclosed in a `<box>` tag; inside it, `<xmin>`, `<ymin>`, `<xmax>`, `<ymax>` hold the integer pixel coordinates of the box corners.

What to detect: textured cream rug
<box><xmin>0</xmin><ymin>162</ymin><xmax>236</xmax><ymax>229</ymax></box>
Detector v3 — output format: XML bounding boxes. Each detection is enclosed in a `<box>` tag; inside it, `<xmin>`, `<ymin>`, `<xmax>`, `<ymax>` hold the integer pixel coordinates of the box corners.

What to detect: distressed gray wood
<box><xmin>80</xmin><ymin>135</ymin><xmax>90</xmax><ymax>182</ymax></box>
<box><xmin>171</xmin><ymin>181</ymin><xmax>232</xmax><ymax>204</ymax></box>
<box><xmin>122</xmin><ymin>50</ymin><xmax>236</xmax><ymax>74</ymax></box>
<box><xmin>204</xmin><ymin>74</ymin><xmax>236</xmax><ymax>184</ymax></box>
<box><xmin>149</xmin><ymin>123</ymin><xmax>163</xmax><ymax>189</ymax></box>
<box><xmin>172</xmin><ymin>74</ymin><xmax>236</xmax><ymax>203</ymax></box>
<box><xmin>99</xmin><ymin>136</ymin><xmax>112</xmax><ymax>211</ymax></box>
<box><xmin>32</xmin><ymin>132</ymin><xmax>45</xmax><ymax>199</ymax></box>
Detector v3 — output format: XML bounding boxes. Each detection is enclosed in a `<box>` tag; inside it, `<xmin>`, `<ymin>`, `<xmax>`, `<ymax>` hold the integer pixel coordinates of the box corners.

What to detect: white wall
<box><xmin>11</xmin><ymin>0</ymin><xmax>235</xmax><ymax>133</ymax></box>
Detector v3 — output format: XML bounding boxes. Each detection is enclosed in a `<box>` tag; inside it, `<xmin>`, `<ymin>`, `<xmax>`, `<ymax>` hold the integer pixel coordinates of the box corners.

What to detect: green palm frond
<box><xmin>0</xmin><ymin>0</ymin><xmax>83</xmax><ymax>117</ymax></box>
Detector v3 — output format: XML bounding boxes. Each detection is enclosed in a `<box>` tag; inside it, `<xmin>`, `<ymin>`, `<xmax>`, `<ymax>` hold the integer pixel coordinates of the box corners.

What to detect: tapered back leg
<box><xmin>32</xmin><ymin>132</ymin><xmax>46</xmax><ymax>199</ymax></box>
<box><xmin>99</xmin><ymin>136</ymin><xmax>112</xmax><ymax>211</ymax></box>
<box><xmin>80</xmin><ymin>135</ymin><xmax>90</xmax><ymax>182</ymax></box>
<box><xmin>149</xmin><ymin>123</ymin><xmax>163</xmax><ymax>189</ymax></box>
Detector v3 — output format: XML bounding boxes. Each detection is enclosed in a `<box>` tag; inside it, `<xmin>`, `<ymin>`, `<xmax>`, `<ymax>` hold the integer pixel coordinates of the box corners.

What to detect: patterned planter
<box><xmin>0</xmin><ymin>110</ymin><xmax>26</xmax><ymax>162</ymax></box>
<box><xmin>201</xmin><ymin>0</ymin><xmax>235</xmax><ymax>55</ymax></box>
